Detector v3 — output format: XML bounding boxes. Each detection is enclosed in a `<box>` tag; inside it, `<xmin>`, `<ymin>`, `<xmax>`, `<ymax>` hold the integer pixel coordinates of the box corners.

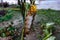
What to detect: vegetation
<box><xmin>38</xmin><ymin>22</ymin><xmax>56</xmax><ymax>40</ymax></box>
<box><xmin>0</xmin><ymin>8</ymin><xmax>60</xmax><ymax>40</ymax></box>
<box><xmin>0</xmin><ymin>25</ymin><xmax>15</xmax><ymax>37</ymax></box>
<box><xmin>0</xmin><ymin>9</ymin><xmax>14</xmax><ymax>22</ymax></box>
<box><xmin>37</xmin><ymin>9</ymin><xmax>60</xmax><ymax>25</ymax></box>
<box><xmin>0</xmin><ymin>0</ymin><xmax>60</xmax><ymax>40</ymax></box>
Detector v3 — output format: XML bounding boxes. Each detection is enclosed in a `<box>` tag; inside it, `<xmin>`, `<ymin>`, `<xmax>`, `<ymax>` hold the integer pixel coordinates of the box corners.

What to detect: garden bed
<box><xmin>0</xmin><ymin>9</ymin><xmax>60</xmax><ymax>40</ymax></box>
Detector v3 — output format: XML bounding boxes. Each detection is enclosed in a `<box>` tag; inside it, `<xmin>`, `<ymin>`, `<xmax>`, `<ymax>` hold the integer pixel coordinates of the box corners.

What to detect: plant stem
<box><xmin>20</xmin><ymin>29</ymin><xmax>24</xmax><ymax>40</ymax></box>
<box><xmin>43</xmin><ymin>33</ymin><xmax>52</xmax><ymax>40</ymax></box>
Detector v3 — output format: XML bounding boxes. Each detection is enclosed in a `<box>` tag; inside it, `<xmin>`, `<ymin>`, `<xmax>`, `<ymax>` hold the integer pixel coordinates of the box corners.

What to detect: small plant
<box><xmin>38</xmin><ymin>22</ymin><xmax>56</xmax><ymax>40</ymax></box>
<box><xmin>0</xmin><ymin>25</ymin><xmax>15</xmax><ymax>37</ymax></box>
<box><xmin>0</xmin><ymin>23</ymin><xmax>19</xmax><ymax>40</ymax></box>
<box><xmin>0</xmin><ymin>10</ymin><xmax>14</xmax><ymax>22</ymax></box>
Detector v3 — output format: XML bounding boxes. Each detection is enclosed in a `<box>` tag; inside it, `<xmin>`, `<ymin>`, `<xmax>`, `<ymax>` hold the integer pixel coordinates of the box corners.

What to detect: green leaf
<box><xmin>46</xmin><ymin>36</ymin><xmax>56</xmax><ymax>40</ymax></box>
<box><xmin>43</xmin><ymin>29</ymin><xmax>49</xmax><ymax>35</ymax></box>
<box><xmin>7</xmin><ymin>26</ymin><xmax>15</xmax><ymax>31</ymax></box>
<box><xmin>1</xmin><ymin>33</ymin><xmax>6</xmax><ymax>37</ymax></box>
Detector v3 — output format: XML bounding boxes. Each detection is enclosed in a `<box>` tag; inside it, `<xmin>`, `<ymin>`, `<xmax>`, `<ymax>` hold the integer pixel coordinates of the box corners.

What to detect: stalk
<box><xmin>24</xmin><ymin>0</ymin><xmax>37</xmax><ymax>36</ymax></box>
<box><xmin>43</xmin><ymin>33</ymin><xmax>52</xmax><ymax>40</ymax></box>
<box><xmin>20</xmin><ymin>29</ymin><xmax>24</xmax><ymax>40</ymax></box>
<box><xmin>20</xmin><ymin>0</ymin><xmax>26</xmax><ymax>40</ymax></box>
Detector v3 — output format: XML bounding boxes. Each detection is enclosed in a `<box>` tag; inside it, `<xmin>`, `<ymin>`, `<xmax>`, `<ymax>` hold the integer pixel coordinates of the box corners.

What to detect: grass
<box><xmin>37</xmin><ymin>9</ymin><xmax>60</xmax><ymax>25</ymax></box>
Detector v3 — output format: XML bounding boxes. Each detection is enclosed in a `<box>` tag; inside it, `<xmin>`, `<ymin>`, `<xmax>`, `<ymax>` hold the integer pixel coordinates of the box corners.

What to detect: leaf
<box><xmin>43</xmin><ymin>29</ymin><xmax>49</xmax><ymax>35</ymax></box>
<box><xmin>46</xmin><ymin>36</ymin><xmax>56</xmax><ymax>40</ymax></box>
<box><xmin>46</xmin><ymin>22</ymin><xmax>54</xmax><ymax>28</ymax></box>
<box><xmin>1</xmin><ymin>33</ymin><xmax>6</xmax><ymax>37</ymax></box>
<box><xmin>7</xmin><ymin>26</ymin><xmax>15</xmax><ymax>31</ymax></box>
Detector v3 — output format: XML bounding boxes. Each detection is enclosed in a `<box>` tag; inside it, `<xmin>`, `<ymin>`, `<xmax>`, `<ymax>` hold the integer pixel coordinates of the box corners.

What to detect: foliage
<box><xmin>37</xmin><ymin>9</ymin><xmax>60</xmax><ymax>25</ymax></box>
<box><xmin>46</xmin><ymin>36</ymin><xmax>56</xmax><ymax>40</ymax></box>
<box><xmin>0</xmin><ymin>9</ymin><xmax>14</xmax><ymax>22</ymax></box>
<box><xmin>0</xmin><ymin>25</ymin><xmax>16</xmax><ymax>37</ymax></box>
<box><xmin>38</xmin><ymin>22</ymin><xmax>56</xmax><ymax>40</ymax></box>
<box><xmin>16</xmin><ymin>5</ymin><xmax>20</xmax><ymax>8</ymax></box>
